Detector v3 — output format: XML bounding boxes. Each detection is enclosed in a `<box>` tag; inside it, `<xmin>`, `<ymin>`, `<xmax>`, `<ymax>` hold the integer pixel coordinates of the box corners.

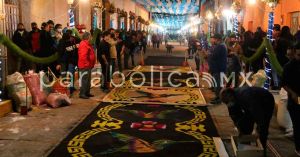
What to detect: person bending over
<box><xmin>220</xmin><ymin>87</ymin><xmax>275</xmax><ymax>157</ymax></box>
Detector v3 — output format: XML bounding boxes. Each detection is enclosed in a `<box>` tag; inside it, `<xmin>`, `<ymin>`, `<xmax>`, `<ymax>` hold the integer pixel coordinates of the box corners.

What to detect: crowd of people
<box><xmin>10</xmin><ymin>20</ymin><xmax>300</xmax><ymax>155</ymax></box>
<box><xmin>11</xmin><ymin>20</ymin><xmax>148</xmax><ymax>96</ymax></box>
<box><xmin>187</xmin><ymin>25</ymin><xmax>300</xmax><ymax>156</ymax></box>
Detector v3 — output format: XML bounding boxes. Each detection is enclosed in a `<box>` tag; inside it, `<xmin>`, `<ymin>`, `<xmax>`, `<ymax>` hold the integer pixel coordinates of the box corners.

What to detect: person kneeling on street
<box><xmin>220</xmin><ymin>87</ymin><xmax>275</xmax><ymax>157</ymax></box>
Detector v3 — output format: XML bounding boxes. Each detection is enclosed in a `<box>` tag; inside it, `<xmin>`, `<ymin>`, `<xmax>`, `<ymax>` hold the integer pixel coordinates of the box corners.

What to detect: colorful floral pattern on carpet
<box><xmin>102</xmin><ymin>87</ymin><xmax>207</xmax><ymax>105</ymax></box>
<box><xmin>48</xmin><ymin>103</ymin><xmax>219</xmax><ymax>157</ymax></box>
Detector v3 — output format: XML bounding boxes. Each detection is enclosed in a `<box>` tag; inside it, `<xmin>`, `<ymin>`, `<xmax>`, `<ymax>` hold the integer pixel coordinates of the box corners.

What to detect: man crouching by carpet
<box><xmin>220</xmin><ymin>87</ymin><xmax>275</xmax><ymax>157</ymax></box>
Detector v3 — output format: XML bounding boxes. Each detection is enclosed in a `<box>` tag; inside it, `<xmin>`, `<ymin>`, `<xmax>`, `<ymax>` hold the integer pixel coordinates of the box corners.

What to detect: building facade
<box><xmin>242</xmin><ymin>0</ymin><xmax>300</xmax><ymax>34</ymax></box>
<box><xmin>0</xmin><ymin>0</ymin><xmax>150</xmax><ymax>75</ymax></box>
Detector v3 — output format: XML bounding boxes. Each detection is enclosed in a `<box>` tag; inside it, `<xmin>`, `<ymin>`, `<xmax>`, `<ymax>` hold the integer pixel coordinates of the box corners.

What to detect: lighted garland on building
<box><xmin>233</xmin><ymin>17</ymin><xmax>239</xmax><ymax>36</ymax></box>
<box><xmin>69</xmin><ymin>8</ymin><xmax>75</xmax><ymax>28</ymax></box>
<box><xmin>231</xmin><ymin>1</ymin><xmax>241</xmax><ymax>37</ymax></box>
<box><xmin>92</xmin><ymin>9</ymin><xmax>98</xmax><ymax>30</ymax></box>
<box><xmin>262</xmin><ymin>0</ymin><xmax>278</xmax><ymax>89</ymax></box>
<box><xmin>263</xmin><ymin>11</ymin><xmax>274</xmax><ymax>89</ymax></box>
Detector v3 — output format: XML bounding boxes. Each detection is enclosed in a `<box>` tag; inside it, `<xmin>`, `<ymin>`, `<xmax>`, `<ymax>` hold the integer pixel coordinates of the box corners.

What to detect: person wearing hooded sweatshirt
<box><xmin>78</xmin><ymin>32</ymin><xmax>95</xmax><ymax>99</ymax></box>
<box><xmin>57</xmin><ymin>30</ymin><xmax>81</xmax><ymax>94</ymax></box>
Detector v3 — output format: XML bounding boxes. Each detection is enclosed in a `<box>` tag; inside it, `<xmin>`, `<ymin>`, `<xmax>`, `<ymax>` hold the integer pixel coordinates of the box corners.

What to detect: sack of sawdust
<box><xmin>6</xmin><ymin>72</ymin><xmax>32</xmax><ymax>112</ymax></box>
<box><xmin>251</xmin><ymin>70</ymin><xmax>267</xmax><ymax>88</ymax></box>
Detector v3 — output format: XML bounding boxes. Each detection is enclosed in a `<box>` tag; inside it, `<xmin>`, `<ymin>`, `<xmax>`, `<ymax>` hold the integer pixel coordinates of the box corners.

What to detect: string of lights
<box><xmin>264</xmin><ymin>11</ymin><xmax>274</xmax><ymax>90</ymax></box>
<box><xmin>134</xmin><ymin>0</ymin><xmax>200</xmax><ymax>14</ymax></box>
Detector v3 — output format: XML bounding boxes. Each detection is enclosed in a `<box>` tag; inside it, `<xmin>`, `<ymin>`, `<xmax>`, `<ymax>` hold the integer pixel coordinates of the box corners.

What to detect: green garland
<box><xmin>0</xmin><ymin>27</ymin><xmax>100</xmax><ymax>65</ymax></box>
<box><xmin>91</xmin><ymin>28</ymin><xmax>102</xmax><ymax>45</ymax></box>
<box><xmin>71</xmin><ymin>28</ymin><xmax>80</xmax><ymax>39</ymax></box>
<box><xmin>264</xmin><ymin>39</ymin><xmax>283</xmax><ymax>76</ymax></box>
<box><xmin>241</xmin><ymin>38</ymin><xmax>266</xmax><ymax>63</ymax></box>
<box><xmin>0</xmin><ymin>34</ymin><xmax>60</xmax><ymax>64</ymax></box>
<box><xmin>241</xmin><ymin>38</ymin><xmax>283</xmax><ymax>76</ymax></box>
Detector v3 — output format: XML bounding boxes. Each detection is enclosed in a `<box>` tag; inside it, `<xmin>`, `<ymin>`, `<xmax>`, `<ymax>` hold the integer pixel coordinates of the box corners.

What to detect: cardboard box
<box><xmin>0</xmin><ymin>100</ymin><xmax>12</xmax><ymax>117</ymax></box>
<box><xmin>231</xmin><ymin>135</ymin><xmax>264</xmax><ymax>157</ymax></box>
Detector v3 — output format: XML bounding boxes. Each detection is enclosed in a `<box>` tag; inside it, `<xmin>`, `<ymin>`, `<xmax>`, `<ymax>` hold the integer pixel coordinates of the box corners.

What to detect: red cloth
<box><xmin>31</xmin><ymin>32</ymin><xmax>40</xmax><ymax>53</ymax></box>
<box><xmin>78</xmin><ymin>40</ymin><xmax>96</xmax><ymax>69</ymax></box>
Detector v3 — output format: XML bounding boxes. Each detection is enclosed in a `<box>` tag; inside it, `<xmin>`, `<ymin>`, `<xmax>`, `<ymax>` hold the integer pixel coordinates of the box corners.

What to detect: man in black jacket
<box><xmin>220</xmin><ymin>87</ymin><xmax>275</xmax><ymax>157</ymax></box>
<box><xmin>97</xmin><ymin>31</ymin><xmax>111</xmax><ymax>91</ymax></box>
<box><xmin>12</xmin><ymin>23</ymin><xmax>31</xmax><ymax>73</ymax></box>
<box><xmin>38</xmin><ymin>23</ymin><xmax>57</xmax><ymax>76</ymax></box>
<box><xmin>57</xmin><ymin>30</ymin><xmax>81</xmax><ymax>94</ymax></box>
<box><xmin>282</xmin><ymin>47</ymin><xmax>300</xmax><ymax>156</ymax></box>
<box><xmin>208</xmin><ymin>34</ymin><xmax>227</xmax><ymax>104</ymax></box>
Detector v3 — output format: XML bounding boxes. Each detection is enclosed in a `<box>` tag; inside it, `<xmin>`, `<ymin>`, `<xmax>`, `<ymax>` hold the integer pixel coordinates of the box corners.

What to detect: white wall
<box><xmin>78</xmin><ymin>0</ymin><xmax>92</xmax><ymax>31</ymax></box>
<box><xmin>20</xmin><ymin>0</ymin><xmax>69</xmax><ymax>29</ymax></box>
<box><xmin>109</xmin><ymin>0</ymin><xmax>149</xmax><ymax>30</ymax></box>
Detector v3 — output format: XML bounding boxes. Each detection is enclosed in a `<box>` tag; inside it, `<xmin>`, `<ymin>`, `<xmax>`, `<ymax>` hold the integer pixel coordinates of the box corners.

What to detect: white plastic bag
<box><xmin>251</xmin><ymin>70</ymin><xmax>267</xmax><ymax>87</ymax></box>
<box><xmin>6</xmin><ymin>72</ymin><xmax>32</xmax><ymax>112</ymax></box>
<box><xmin>277</xmin><ymin>88</ymin><xmax>293</xmax><ymax>131</ymax></box>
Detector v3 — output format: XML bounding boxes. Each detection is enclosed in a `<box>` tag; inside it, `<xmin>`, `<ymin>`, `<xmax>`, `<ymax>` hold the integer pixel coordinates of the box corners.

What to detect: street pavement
<box><xmin>0</xmin><ymin>42</ymin><xmax>297</xmax><ymax>157</ymax></box>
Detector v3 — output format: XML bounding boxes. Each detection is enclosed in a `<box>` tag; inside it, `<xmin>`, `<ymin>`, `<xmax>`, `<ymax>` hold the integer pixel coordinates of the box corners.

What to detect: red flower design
<box><xmin>131</xmin><ymin>121</ymin><xmax>166</xmax><ymax>132</ymax></box>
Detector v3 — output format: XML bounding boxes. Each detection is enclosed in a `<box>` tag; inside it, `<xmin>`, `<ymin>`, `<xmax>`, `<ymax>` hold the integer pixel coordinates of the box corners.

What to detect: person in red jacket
<box><xmin>78</xmin><ymin>32</ymin><xmax>95</xmax><ymax>99</ymax></box>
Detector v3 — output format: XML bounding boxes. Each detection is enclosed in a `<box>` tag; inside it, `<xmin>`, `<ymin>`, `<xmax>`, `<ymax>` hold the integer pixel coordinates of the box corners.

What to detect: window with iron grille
<box><xmin>5</xmin><ymin>0</ymin><xmax>20</xmax><ymax>38</ymax></box>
